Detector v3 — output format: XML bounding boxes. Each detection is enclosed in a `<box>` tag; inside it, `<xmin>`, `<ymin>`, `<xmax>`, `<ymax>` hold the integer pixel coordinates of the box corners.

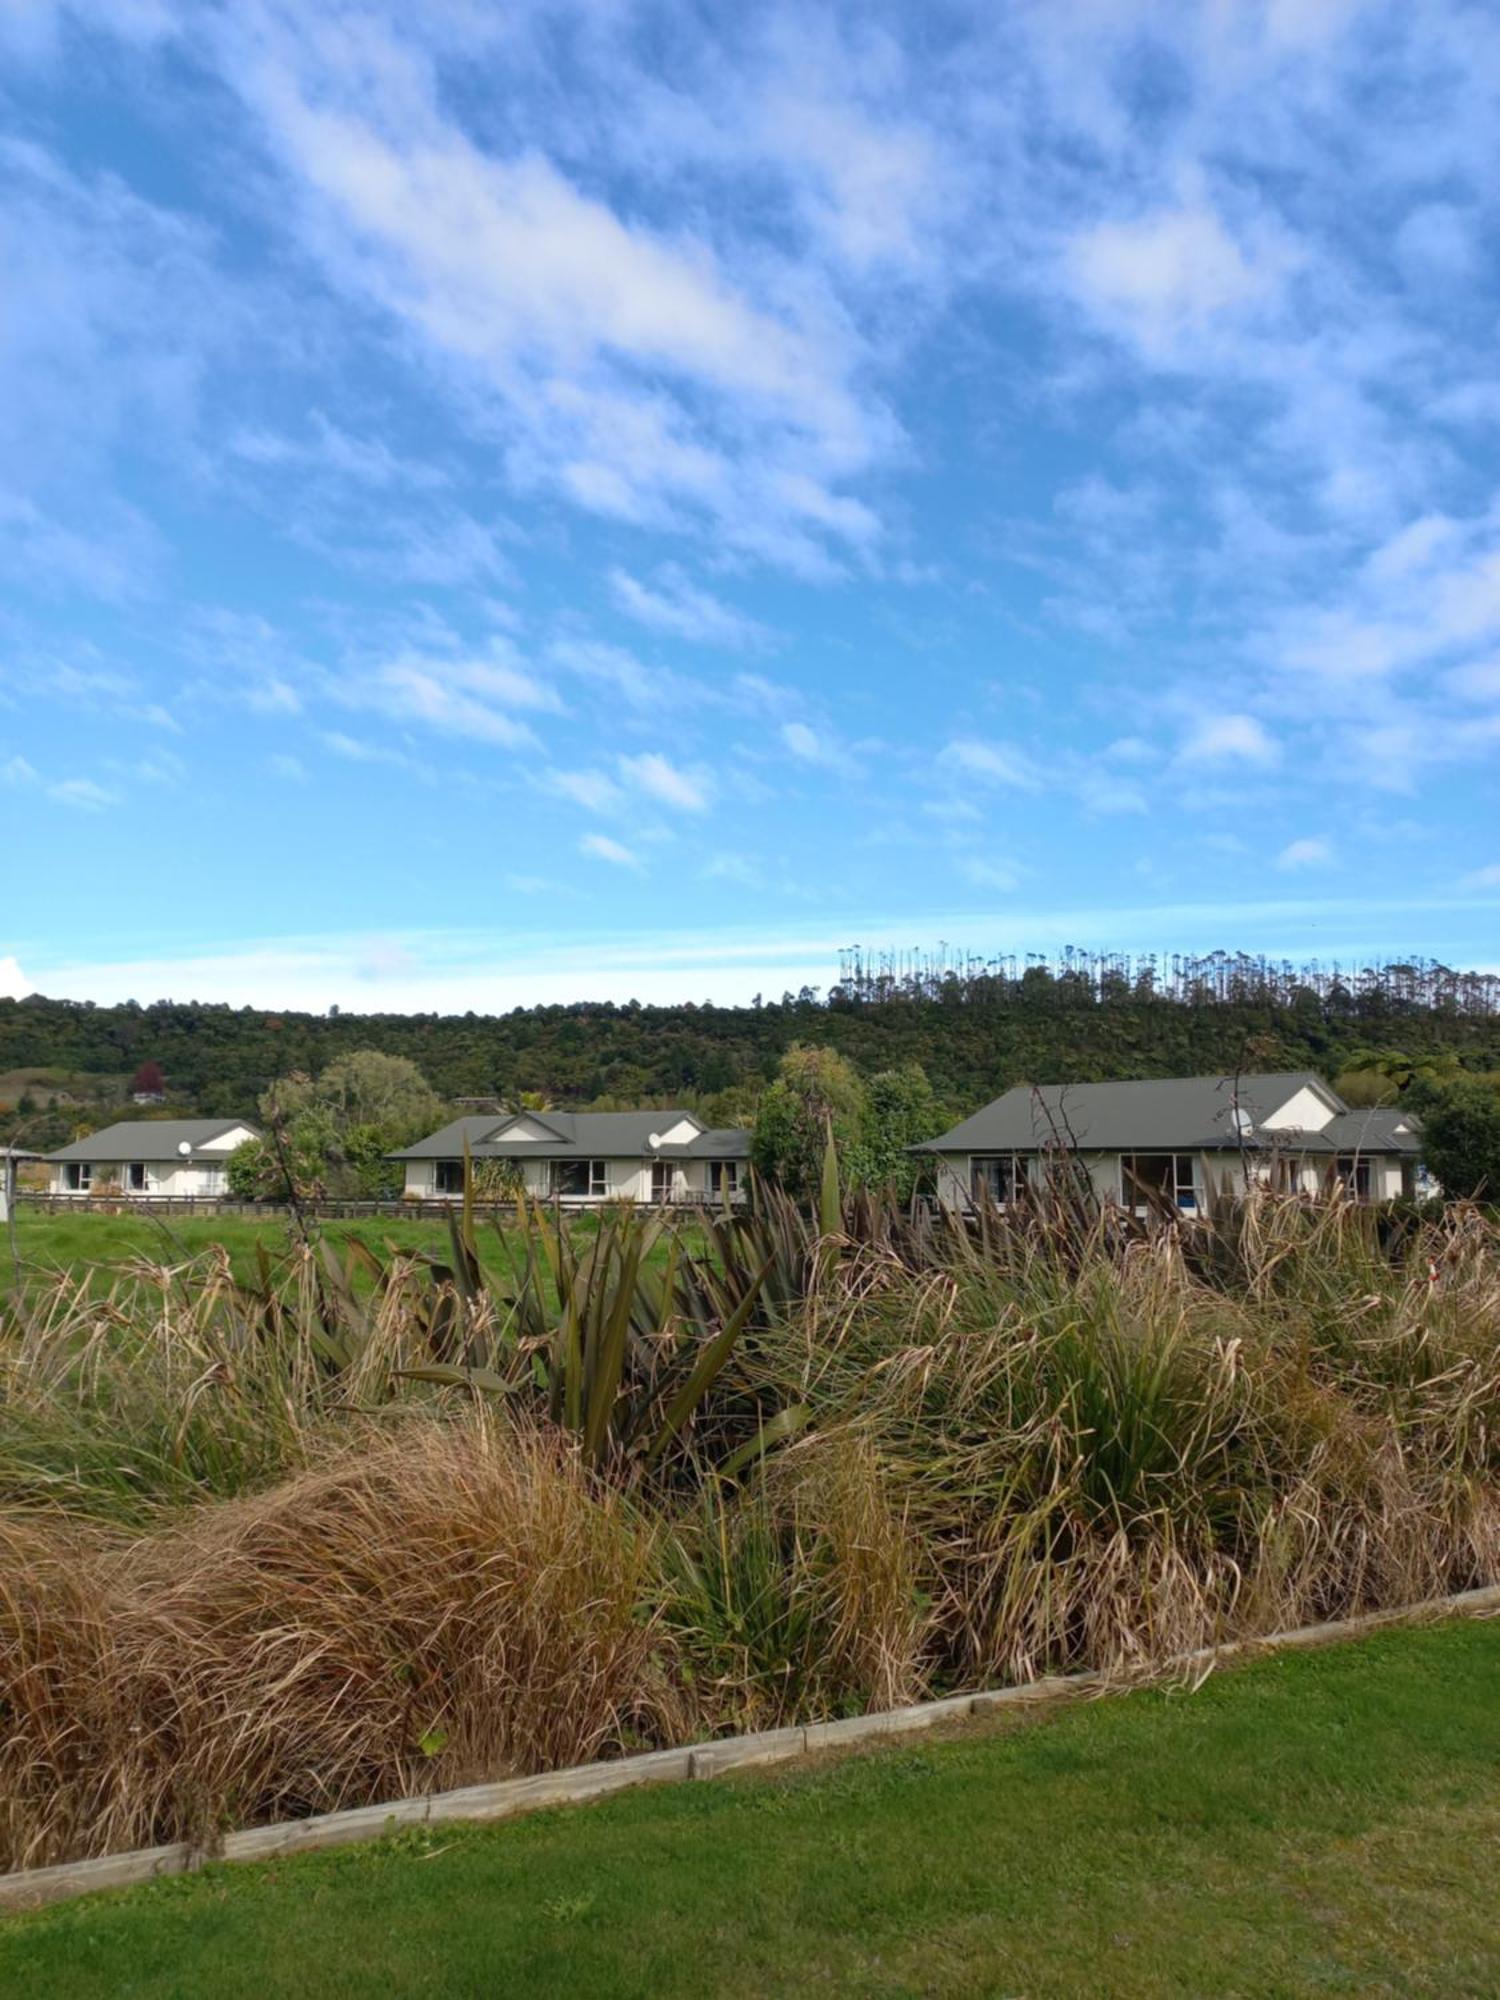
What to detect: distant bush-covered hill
<box><xmin>3</xmin><ymin>951</ymin><xmax>1499</xmax><ymax>1140</ymax></box>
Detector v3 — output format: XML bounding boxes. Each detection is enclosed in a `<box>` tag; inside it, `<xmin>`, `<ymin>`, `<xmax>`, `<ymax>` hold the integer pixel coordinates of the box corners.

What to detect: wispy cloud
<box><xmin>618</xmin><ymin>752</ymin><xmax>709</xmax><ymax>812</ymax></box>
<box><xmin>778</xmin><ymin>720</ymin><xmax>843</xmax><ymax>771</ymax></box>
<box><xmin>359</xmin><ymin>646</ymin><xmax>559</xmax><ymax>749</ymax></box>
<box><xmin>47</xmin><ymin>776</ymin><xmax>118</xmax><ymax>811</ymax></box>
<box><xmin>609</xmin><ymin>566</ymin><xmax>768</xmax><ymax>648</ymax></box>
<box><xmin>579</xmin><ymin>832</ymin><xmax>641</xmax><ymax>869</ymax></box>
<box><xmin>1276</xmin><ymin>837</ymin><xmax>1335</xmax><ymax>871</ymax></box>
<box><xmin>940</xmin><ymin>739</ymin><xmax>1042</xmax><ymax>791</ymax></box>
<box><xmin>1178</xmin><ymin>714</ymin><xmax>1280</xmax><ymax>768</ymax></box>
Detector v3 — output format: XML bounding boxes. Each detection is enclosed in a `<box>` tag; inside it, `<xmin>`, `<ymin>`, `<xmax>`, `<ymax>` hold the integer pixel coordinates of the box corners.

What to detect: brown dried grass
<box><xmin>0</xmin><ymin>1416</ymin><xmax>664</xmax><ymax>1871</ymax></box>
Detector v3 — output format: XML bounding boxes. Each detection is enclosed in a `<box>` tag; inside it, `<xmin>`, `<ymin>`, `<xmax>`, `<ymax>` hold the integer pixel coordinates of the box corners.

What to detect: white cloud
<box><xmin>361</xmin><ymin>646</ymin><xmax>558</xmax><ymax>749</ymax></box>
<box><xmin>1460</xmin><ymin>862</ymin><xmax>1500</xmax><ymax>890</ymax></box>
<box><xmin>618</xmin><ymin>752</ymin><xmax>709</xmax><ymax>812</ymax></box>
<box><xmin>549</xmin><ymin>637</ymin><xmax>672</xmax><ymax>708</ymax></box>
<box><xmin>47</xmin><ymin>776</ymin><xmax>118</xmax><ymax>811</ymax></box>
<box><xmin>609</xmin><ymin>566</ymin><xmax>767</xmax><ymax>648</ymax></box>
<box><xmin>22</xmin><ymin>888</ymin><xmax>1488</xmax><ymax>1015</ymax></box>
<box><xmin>940</xmin><ymin>739</ymin><xmax>1041</xmax><ymax>790</ymax></box>
<box><xmin>579</xmin><ymin>832</ymin><xmax>641</xmax><ymax>868</ymax></box>
<box><xmin>1276</xmin><ymin>837</ymin><xmax>1334</xmax><ymax>871</ymax></box>
<box><xmin>547</xmin><ymin>769</ymin><xmax>626</xmax><ymax>814</ymax></box>
<box><xmin>2</xmin><ymin>754</ymin><xmax>38</xmax><ymax>787</ymax></box>
<box><xmin>213</xmin><ymin>19</ymin><xmax>893</xmax><ymax>572</ymax></box>
<box><xmin>780</xmin><ymin>719</ymin><xmax>861</xmax><ymax>776</ymax></box>
<box><xmin>1178</xmin><ymin>714</ymin><xmax>1280</xmax><ymax>767</ymax></box>
<box><xmin>269</xmin><ymin>753</ymin><xmax>306</xmax><ymax>782</ymax></box>
<box><xmin>1068</xmin><ymin>201</ymin><xmax>1284</xmax><ymax>363</ymax></box>
<box><xmin>960</xmin><ymin>856</ymin><xmax>1021</xmax><ymax>891</ymax></box>
<box><xmin>319</xmin><ymin>731</ymin><xmax>410</xmax><ymax>767</ymax></box>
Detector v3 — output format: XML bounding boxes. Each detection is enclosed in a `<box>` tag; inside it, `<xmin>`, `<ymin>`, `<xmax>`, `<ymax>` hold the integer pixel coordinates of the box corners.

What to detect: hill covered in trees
<box><xmin>4</xmin><ymin>952</ymin><xmax>1499</xmax><ymax>1148</ymax></box>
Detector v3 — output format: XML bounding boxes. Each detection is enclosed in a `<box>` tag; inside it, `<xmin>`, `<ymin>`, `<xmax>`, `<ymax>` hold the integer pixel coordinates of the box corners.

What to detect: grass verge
<box><xmin>3</xmin><ymin>1616</ymin><xmax>1496</xmax><ymax>1999</ymax></box>
<box><xmin>0</xmin><ymin>1207</ymin><xmax>651</xmax><ymax>1292</ymax></box>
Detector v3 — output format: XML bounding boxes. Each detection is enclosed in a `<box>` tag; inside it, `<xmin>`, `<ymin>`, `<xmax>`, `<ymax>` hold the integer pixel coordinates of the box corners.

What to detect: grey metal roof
<box><xmin>1322</xmin><ymin>1107</ymin><xmax>1422</xmax><ymax>1154</ymax></box>
<box><xmin>46</xmin><ymin>1119</ymin><xmax>260</xmax><ymax>1163</ymax></box>
<box><xmin>918</xmin><ymin>1073</ymin><xmax>1355</xmax><ymax>1155</ymax></box>
<box><xmin>392</xmin><ymin>1110</ymin><xmax>751</xmax><ymax>1161</ymax></box>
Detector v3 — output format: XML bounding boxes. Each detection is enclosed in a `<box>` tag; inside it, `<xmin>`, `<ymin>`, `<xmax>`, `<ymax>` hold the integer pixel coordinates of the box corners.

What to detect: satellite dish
<box><xmin>648</xmin><ymin>1133</ymin><xmax>661</xmax><ymax>1150</ymax></box>
<box><xmin>1231</xmin><ymin>1108</ymin><xmax>1253</xmax><ymax>1136</ymax></box>
<box><xmin>177</xmin><ymin>1140</ymin><xmax>193</xmax><ymax>1157</ymax></box>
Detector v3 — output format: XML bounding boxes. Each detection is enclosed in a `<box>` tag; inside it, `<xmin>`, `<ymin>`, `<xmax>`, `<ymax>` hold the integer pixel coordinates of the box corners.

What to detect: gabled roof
<box><xmin>1322</xmin><ymin>1107</ymin><xmax>1423</xmax><ymax>1154</ymax></box>
<box><xmin>918</xmin><ymin>1073</ymin><xmax>1358</xmax><ymax>1156</ymax></box>
<box><xmin>391</xmin><ymin>1110</ymin><xmax>751</xmax><ymax>1160</ymax></box>
<box><xmin>46</xmin><ymin>1119</ymin><xmax>259</xmax><ymax>1163</ymax></box>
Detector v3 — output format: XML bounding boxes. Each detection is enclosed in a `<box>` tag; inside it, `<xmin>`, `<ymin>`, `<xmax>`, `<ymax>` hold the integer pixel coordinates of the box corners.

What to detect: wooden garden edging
<box><xmin>4</xmin><ymin>1582</ymin><xmax>1498</xmax><ymax>1915</ymax></box>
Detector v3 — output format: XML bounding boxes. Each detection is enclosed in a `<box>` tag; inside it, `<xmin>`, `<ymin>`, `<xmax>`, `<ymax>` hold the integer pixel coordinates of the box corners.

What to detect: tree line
<box><xmin>5</xmin><ymin>951</ymin><xmax>1500</xmax><ymax>1138</ymax></box>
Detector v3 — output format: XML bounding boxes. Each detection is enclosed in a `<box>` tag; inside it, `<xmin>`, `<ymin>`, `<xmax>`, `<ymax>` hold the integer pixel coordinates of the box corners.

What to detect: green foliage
<box><xmin>752</xmin><ymin>1045</ymin><xmax>866</xmax><ymax>1202</ymax></box>
<box><xmin>404</xmin><ymin>1198</ymin><xmax>785</xmax><ymax>1473</ymax></box>
<box><xmin>847</xmin><ymin>1062</ymin><xmax>943</xmax><ymax>1200</ymax></box>
<box><xmin>225</xmin><ymin>1119</ymin><xmax>342</xmax><ymax>1201</ymax></box>
<box><xmin>1413</xmin><ymin>1075</ymin><xmax>1500</xmax><ymax>1199</ymax></box>
<box><xmin>265</xmin><ymin>1050</ymin><xmax>445</xmax><ymax>1135</ymax></box>
<box><xmin>235</xmin><ymin>1050</ymin><xmax>448</xmax><ymax>1201</ymax></box>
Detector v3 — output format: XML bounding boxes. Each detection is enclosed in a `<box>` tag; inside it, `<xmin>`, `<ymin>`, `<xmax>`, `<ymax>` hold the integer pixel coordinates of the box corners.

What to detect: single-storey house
<box><xmin>392</xmin><ymin>1108</ymin><xmax>752</xmax><ymax>1205</ymax></box>
<box><xmin>45</xmin><ymin>1118</ymin><xmax>260</xmax><ymax>1198</ymax></box>
<box><xmin>917</xmin><ymin>1072</ymin><xmax>1421</xmax><ymax>1212</ymax></box>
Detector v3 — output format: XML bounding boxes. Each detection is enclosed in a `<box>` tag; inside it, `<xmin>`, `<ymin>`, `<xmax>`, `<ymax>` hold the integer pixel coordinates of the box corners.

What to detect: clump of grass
<box><xmin>0</xmin><ymin>1418</ymin><xmax>662</xmax><ymax>1871</ymax></box>
<box><xmin>661</xmin><ymin>1433</ymin><xmax>928</xmax><ymax>1732</ymax></box>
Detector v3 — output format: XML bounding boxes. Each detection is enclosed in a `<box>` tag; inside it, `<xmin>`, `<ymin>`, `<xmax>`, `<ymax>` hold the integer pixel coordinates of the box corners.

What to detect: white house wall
<box><xmin>404</xmin><ymin>1157</ymin><xmax>729</xmax><ymax>1201</ymax></box>
<box><xmin>50</xmin><ymin>1160</ymin><xmax>232</xmax><ymax>1197</ymax></box>
<box><xmin>1257</xmin><ymin>1085</ymin><xmax>1336</xmax><ymax>1133</ymax></box>
<box><xmin>934</xmin><ymin>1148</ymin><xmax>1408</xmax><ymax>1208</ymax></box>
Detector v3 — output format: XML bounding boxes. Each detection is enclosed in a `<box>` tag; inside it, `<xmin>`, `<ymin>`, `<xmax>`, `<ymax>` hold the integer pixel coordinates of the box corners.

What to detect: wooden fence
<box><xmin>16</xmin><ymin>1193</ymin><xmax>737</xmax><ymax>1221</ymax></box>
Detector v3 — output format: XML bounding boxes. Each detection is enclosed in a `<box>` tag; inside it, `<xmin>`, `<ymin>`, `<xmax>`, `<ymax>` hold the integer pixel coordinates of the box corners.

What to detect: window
<box><xmin>64</xmin><ymin>1162</ymin><xmax>92</xmax><ymax>1192</ymax></box>
<box><xmin>651</xmin><ymin>1160</ymin><xmax>675</xmax><ymax>1202</ymax></box>
<box><xmin>1335</xmin><ymin>1154</ymin><xmax>1372</xmax><ymax>1200</ymax></box>
<box><xmin>709</xmin><ymin>1160</ymin><xmax>740</xmax><ymax>1197</ymax></box>
<box><xmin>434</xmin><ymin>1160</ymin><xmax>466</xmax><ymax>1196</ymax></box>
<box><xmin>1121</xmin><ymin>1154</ymin><xmax>1197</xmax><ymax>1210</ymax></box>
<box><xmin>199</xmin><ymin>1163</ymin><xmax>224</xmax><ymax>1194</ymax></box>
<box><xmin>970</xmin><ymin>1155</ymin><xmax>1027</xmax><ymax>1204</ymax></box>
<box><xmin>126</xmin><ymin>1162</ymin><xmax>147</xmax><ymax>1192</ymax></box>
<box><xmin>552</xmin><ymin>1159</ymin><xmax>608</xmax><ymax>1198</ymax></box>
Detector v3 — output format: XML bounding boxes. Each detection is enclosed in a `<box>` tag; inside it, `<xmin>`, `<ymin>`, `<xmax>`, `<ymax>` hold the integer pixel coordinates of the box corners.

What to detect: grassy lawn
<box><xmin>2</xmin><ymin>1617</ymin><xmax>1496</xmax><ymax>1999</ymax></box>
<box><xmin>0</xmin><ymin>1208</ymin><xmax>622</xmax><ymax>1293</ymax></box>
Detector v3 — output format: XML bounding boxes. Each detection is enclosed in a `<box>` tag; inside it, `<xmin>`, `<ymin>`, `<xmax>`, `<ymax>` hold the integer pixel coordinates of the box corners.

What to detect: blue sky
<box><xmin>3</xmin><ymin>0</ymin><xmax>1499</xmax><ymax>1012</ymax></box>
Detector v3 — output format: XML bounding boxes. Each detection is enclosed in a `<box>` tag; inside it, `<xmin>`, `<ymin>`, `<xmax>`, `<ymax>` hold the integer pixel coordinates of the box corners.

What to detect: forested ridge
<box><xmin>4</xmin><ymin>951</ymin><xmax>1500</xmax><ymax>1130</ymax></box>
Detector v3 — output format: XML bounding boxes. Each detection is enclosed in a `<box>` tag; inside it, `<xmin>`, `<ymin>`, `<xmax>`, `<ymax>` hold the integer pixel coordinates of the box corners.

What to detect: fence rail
<box><xmin>15</xmin><ymin>1192</ymin><xmax>742</xmax><ymax>1220</ymax></box>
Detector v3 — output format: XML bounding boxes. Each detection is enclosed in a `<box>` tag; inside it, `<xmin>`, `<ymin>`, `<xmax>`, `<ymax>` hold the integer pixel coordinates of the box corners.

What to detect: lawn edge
<box><xmin>4</xmin><ymin>1580</ymin><xmax>1497</xmax><ymax>1916</ymax></box>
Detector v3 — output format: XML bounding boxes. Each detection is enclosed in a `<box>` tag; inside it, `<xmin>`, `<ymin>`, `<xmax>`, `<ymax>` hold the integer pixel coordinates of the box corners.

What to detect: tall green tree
<box><xmin>1412</xmin><ymin>1077</ymin><xmax>1500</xmax><ymax>1201</ymax></box>
<box><xmin>265</xmin><ymin>1050</ymin><xmax>444</xmax><ymax>1138</ymax></box>
<box><xmin>752</xmin><ymin>1045</ymin><xmax>866</xmax><ymax>1203</ymax></box>
<box><xmin>234</xmin><ymin>1051</ymin><xmax>447</xmax><ymax>1200</ymax></box>
<box><xmin>849</xmin><ymin>1062</ymin><xmax>943</xmax><ymax>1201</ymax></box>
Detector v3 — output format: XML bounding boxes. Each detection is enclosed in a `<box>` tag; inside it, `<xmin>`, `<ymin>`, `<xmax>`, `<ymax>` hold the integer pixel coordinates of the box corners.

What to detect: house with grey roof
<box><xmin>917</xmin><ymin>1072</ymin><xmax>1421</xmax><ymax>1212</ymax></box>
<box><xmin>392</xmin><ymin>1109</ymin><xmax>752</xmax><ymax>1206</ymax></box>
<box><xmin>45</xmin><ymin>1118</ymin><xmax>261</xmax><ymax>1199</ymax></box>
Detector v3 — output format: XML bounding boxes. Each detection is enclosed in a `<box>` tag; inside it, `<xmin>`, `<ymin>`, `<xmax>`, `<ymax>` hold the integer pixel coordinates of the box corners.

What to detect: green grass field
<box><xmin>0</xmin><ymin>1207</ymin><xmax>615</xmax><ymax>1293</ymax></box>
<box><xmin>3</xmin><ymin>1617</ymin><xmax>1496</xmax><ymax>1999</ymax></box>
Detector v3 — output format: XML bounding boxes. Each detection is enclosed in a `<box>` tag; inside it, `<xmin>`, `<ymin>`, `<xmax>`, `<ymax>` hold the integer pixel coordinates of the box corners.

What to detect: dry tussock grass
<box><xmin>0</xmin><ymin>1418</ymin><xmax>662</xmax><ymax>1871</ymax></box>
